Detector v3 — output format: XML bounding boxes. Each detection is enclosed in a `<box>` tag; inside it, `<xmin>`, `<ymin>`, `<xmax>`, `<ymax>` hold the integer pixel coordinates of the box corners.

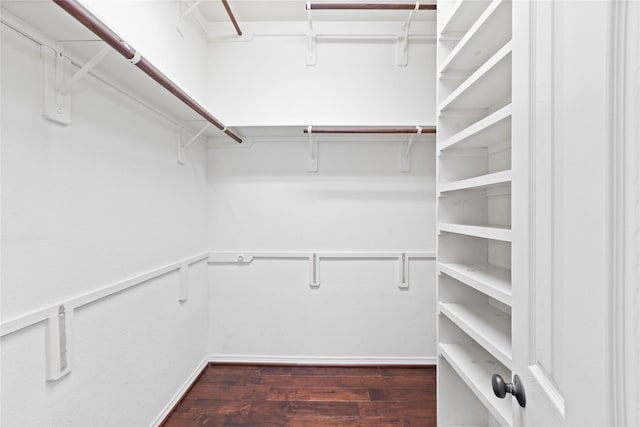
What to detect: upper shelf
<box><xmin>439</xmin><ymin>262</ymin><xmax>512</xmax><ymax>306</ymax></box>
<box><xmin>439</xmin><ymin>169</ymin><xmax>512</xmax><ymax>193</ymax></box>
<box><xmin>439</xmin><ymin>40</ymin><xmax>512</xmax><ymax>113</ymax></box>
<box><xmin>439</xmin><ymin>0</ymin><xmax>512</xmax><ymax>76</ymax></box>
<box><xmin>439</xmin><ymin>342</ymin><xmax>513</xmax><ymax>427</ymax></box>
<box><xmin>439</xmin><ymin>223</ymin><xmax>512</xmax><ymax>242</ymax></box>
<box><xmin>0</xmin><ymin>1</ymin><xmax>238</xmax><ymax>142</ymax></box>
<box><xmin>438</xmin><ymin>104</ymin><xmax>512</xmax><ymax>152</ymax></box>
<box><xmin>439</xmin><ymin>0</ymin><xmax>491</xmax><ymax>40</ymax></box>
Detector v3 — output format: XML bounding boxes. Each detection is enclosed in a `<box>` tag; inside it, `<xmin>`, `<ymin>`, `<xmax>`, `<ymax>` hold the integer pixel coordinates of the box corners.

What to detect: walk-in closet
<box><xmin>1</xmin><ymin>1</ymin><xmax>638</xmax><ymax>426</ymax></box>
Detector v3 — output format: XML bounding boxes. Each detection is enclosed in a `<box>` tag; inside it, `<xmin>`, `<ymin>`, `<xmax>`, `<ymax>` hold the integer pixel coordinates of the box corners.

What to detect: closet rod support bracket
<box><xmin>398</xmin><ymin>253</ymin><xmax>410</xmax><ymax>288</ymax></box>
<box><xmin>309</xmin><ymin>253</ymin><xmax>320</xmax><ymax>288</ymax></box>
<box><xmin>396</xmin><ymin>1</ymin><xmax>419</xmax><ymax>66</ymax></box>
<box><xmin>306</xmin><ymin>2</ymin><xmax>317</xmax><ymax>66</ymax></box>
<box><xmin>58</xmin><ymin>44</ymin><xmax>111</xmax><ymax>96</ymax></box>
<box><xmin>179</xmin><ymin>263</ymin><xmax>189</xmax><ymax>302</ymax></box>
<box><xmin>177</xmin><ymin>0</ymin><xmax>205</xmax><ymax>36</ymax></box>
<box><xmin>308</xmin><ymin>126</ymin><xmax>318</xmax><ymax>172</ymax></box>
<box><xmin>46</xmin><ymin>304</ymin><xmax>73</xmax><ymax>381</ymax></box>
<box><xmin>42</xmin><ymin>45</ymin><xmax>71</xmax><ymax>125</ymax></box>
<box><xmin>178</xmin><ymin>123</ymin><xmax>211</xmax><ymax>165</ymax></box>
<box><xmin>400</xmin><ymin>126</ymin><xmax>422</xmax><ymax>172</ymax></box>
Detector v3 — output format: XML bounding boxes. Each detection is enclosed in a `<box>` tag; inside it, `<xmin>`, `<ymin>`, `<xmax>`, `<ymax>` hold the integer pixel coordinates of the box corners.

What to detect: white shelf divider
<box><xmin>439</xmin><ymin>343</ymin><xmax>513</xmax><ymax>427</ymax></box>
<box><xmin>439</xmin><ymin>40</ymin><xmax>512</xmax><ymax>112</ymax></box>
<box><xmin>439</xmin><ymin>0</ymin><xmax>512</xmax><ymax>75</ymax></box>
<box><xmin>439</xmin><ymin>262</ymin><xmax>512</xmax><ymax>306</ymax></box>
<box><xmin>439</xmin><ymin>169</ymin><xmax>512</xmax><ymax>194</ymax></box>
<box><xmin>438</xmin><ymin>104</ymin><xmax>512</xmax><ymax>152</ymax></box>
<box><xmin>439</xmin><ymin>302</ymin><xmax>512</xmax><ymax>368</ymax></box>
<box><xmin>439</xmin><ymin>223</ymin><xmax>512</xmax><ymax>242</ymax></box>
<box><xmin>440</xmin><ymin>0</ymin><xmax>491</xmax><ymax>39</ymax></box>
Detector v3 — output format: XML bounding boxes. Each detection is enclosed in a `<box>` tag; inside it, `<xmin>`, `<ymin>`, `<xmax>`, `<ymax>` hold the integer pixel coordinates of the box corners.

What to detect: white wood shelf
<box><xmin>439</xmin><ymin>223</ymin><xmax>512</xmax><ymax>242</ymax></box>
<box><xmin>439</xmin><ymin>0</ymin><xmax>512</xmax><ymax>76</ymax></box>
<box><xmin>437</xmin><ymin>0</ymin><xmax>514</xmax><ymax>424</ymax></box>
<box><xmin>438</xmin><ymin>104</ymin><xmax>512</xmax><ymax>152</ymax></box>
<box><xmin>0</xmin><ymin>2</ymin><xmax>231</xmax><ymax>140</ymax></box>
<box><xmin>439</xmin><ymin>302</ymin><xmax>512</xmax><ymax>368</ymax></box>
<box><xmin>439</xmin><ymin>170</ymin><xmax>512</xmax><ymax>194</ymax></box>
<box><xmin>439</xmin><ymin>343</ymin><xmax>513</xmax><ymax>427</ymax></box>
<box><xmin>439</xmin><ymin>41</ymin><xmax>512</xmax><ymax>112</ymax></box>
<box><xmin>439</xmin><ymin>262</ymin><xmax>512</xmax><ymax>306</ymax></box>
<box><xmin>440</xmin><ymin>0</ymin><xmax>491</xmax><ymax>39</ymax></box>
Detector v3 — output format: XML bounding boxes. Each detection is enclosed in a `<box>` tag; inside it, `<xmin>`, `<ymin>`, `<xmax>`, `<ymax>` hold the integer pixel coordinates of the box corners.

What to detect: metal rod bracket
<box><xmin>177</xmin><ymin>0</ymin><xmax>205</xmax><ymax>36</ymax></box>
<box><xmin>58</xmin><ymin>44</ymin><xmax>111</xmax><ymax>96</ymax></box>
<box><xmin>396</xmin><ymin>1</ymin><xmax>419</xmax><ymax>66</ymax></box>
<box><xmin>400</xmin><ymin>125</ymin><xmax>422</xmax><ymax>172</ymax></box>
<box><xmin>306</xmin><ymin>2</ymin><xmax>317</xmax><ymax>66</ymax></box>
<box><xmin>179</xmin><ymin>263</ymin><xmax>189</xmax><ymax>302</ymax></box>
<box><xmin>46</xmin><ymin>304</ymin><xmax>73</xmax><ymax>381</ymax></box>
<box><xmin>42</xmin><ymin>45</ymin><xmax>71</xmax><ymax>125</ymax></box>
<box><xmin>308</xmin><ymin>126</ymin><xmax>318</xmax><ymax>172</ymax></box>
<box><xmin>310</xmin><ymin>253</ymin><xmax>320</xmax><ymax>288</ymax></box>
<box><xmin>178</xmin><ymin>123</ymin><xmax>211</xmax><ymax>165</ymax></box>
<box><xmin>398</xmin><ymin>253</ymin><xmax>410</xmax><ymax>288</ymax></box>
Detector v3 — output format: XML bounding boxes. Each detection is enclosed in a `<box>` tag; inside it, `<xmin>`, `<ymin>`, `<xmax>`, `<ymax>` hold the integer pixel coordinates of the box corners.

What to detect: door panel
<box><xmin>512</xmin><ymin>1</ymin><xmax>613</xmax><ymax>425</ymax></box>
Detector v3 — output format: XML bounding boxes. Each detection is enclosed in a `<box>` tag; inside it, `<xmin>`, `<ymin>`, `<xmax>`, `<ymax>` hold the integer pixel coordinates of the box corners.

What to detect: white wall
<box><xmin>1</xmin><ymin>4</ymin><xmax>439</xmax><ymax>425</ymax></box>
<box><xmin>207</xmin><ymin>138</ymin><xmax>437</xmax><ymax>362</ymax></box>
<box><xmin>1</xmin><ymin>23</ymin><xmax>209</xmax><ymax>426</ymax></box>
<box><xmin>79</xmin><ymin>0</ymin><xmax>209</xmax><ymax>108</ymax></box>
<box><xmin>207</xmin><ymin>29</ymin><xmax>436</xmax><ymax>126</ymax></box>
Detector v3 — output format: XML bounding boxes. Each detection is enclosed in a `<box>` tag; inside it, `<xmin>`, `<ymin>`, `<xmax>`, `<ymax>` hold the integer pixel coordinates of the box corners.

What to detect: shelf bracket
<box><xmin>42</xmin><ymin>44</ymin><xmax>71</xmax><ymax>125</ymax></box>
<box><xmin>308</xmin><ymin>126</ymin><xmax>318</xmax><ymax>172</ymax></box>
<box><xmin>178</xmin><ymin>263</ymin><xmax>189</xmax><ymax>302</ymax></box>
<box><xmin>398</xmin><ymin>253</ymin><xmax>410</xmax><ymax>289</ymax></box>
<box><xmin>177</xmin><ymin>123</ymin><xmax>211</xmax><ymax>165</ymax></box>
<box><xmin>396</xmin><ymin>1</ymin><xmax>419</xmax><ymax>66</ymax></box>
<box><xmin>306</xmin><ymin>2</ymin><xmax>317</xmax><ymax>66</ymax></box>
<box><xmin>46</xmin><ymin>304</ymin><xmax>73</xmax><ymax>381</ymax></box>
<box><xmin>309</xmin><ymin>253</ymin><xmax>320</xmax><ymax>288</ymax></box>
<box><xmin>58</xmin><ymin>44</ymin><xmax>111</xmax><ymax>96</ymax></box>
<box><xmin>400</xmin><ymin>126</ymin><xmax>422</xmax><ymax>172</ymax></box>
<box><xmin>177</xmin><ymin>0</ymin><xmax>205</xmax><ymax>36</ymax></box>
<box><xmin>43</xmin><ymin>44</ymin><xmax>111</xmax><ymax>125</ymax></box>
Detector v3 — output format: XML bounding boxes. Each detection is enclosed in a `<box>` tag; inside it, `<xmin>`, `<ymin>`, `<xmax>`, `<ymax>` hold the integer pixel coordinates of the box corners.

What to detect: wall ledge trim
<box><xmin>0</xmin><ymin>252</ymin><xmax>209</xmax><ymax>338</ymax></box>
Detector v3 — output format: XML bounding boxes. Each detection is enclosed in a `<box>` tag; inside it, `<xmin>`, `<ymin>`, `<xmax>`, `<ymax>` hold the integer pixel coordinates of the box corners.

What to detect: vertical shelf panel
<box><xmin>437</xmin><ymin>0</ymin><xmax>513</xmax><ymax>425</ymax></box>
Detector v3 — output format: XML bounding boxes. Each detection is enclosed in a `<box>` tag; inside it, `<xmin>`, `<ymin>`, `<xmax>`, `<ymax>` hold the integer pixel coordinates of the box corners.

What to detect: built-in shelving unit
<box><xmin>436</xmin><ymin>0</ymin><xmax>514</xmax><ymax>425</ymax></box>
<box><xmin>439</xmin><ymin>342</ymin><xmax>512</xmax><ymax>427</ymax></box>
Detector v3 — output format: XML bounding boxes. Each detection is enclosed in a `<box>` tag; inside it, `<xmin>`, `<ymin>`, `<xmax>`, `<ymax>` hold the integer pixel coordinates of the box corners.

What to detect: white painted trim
<box><xmin>610</xmin><ymin>1</ymin><xmax>628</xmax><ymax>425</ymax></box>
<box><xmin>208</xmin><ymin>354</ymin><xmax>437</xmax><ymax>366</ymax></box>
<box><xmin>529</xmin><ymin>364</ymin><xmax>565</xmax><ymax>417</ymax></box>
<box><xmin>0</xmin><ymin>253</ymin><xmax>209</xmax><ymax>337</ymax></box>
<box><xmin>2</xmin><ymin>250</ymin><xmax>435</xmax><ymax>337</ymax></box>
<box><xmin>150</xmin><ymin>356</ymin><xmax>209</xmax><ymax>427</ymax></box>
<box><xmin>208</xmin><ymin>250</ymin><xmax>436</xmax><ymax>289</ymax></box>
<box><xmin>611</xmin><ymin>1</ymin><xmax>640</xmax><ymax>425</ymax></box>
<box><xmin>208</xmin><ymin>250</ymin><xmax>436</xmax><ymax>261</ymax></box>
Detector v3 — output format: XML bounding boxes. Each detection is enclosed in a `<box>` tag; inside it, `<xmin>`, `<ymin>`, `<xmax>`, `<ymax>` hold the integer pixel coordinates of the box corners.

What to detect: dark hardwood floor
<box><xmin>161</xmin><ymin>364</ymin><xmax>436</xmax><ymax>427</ymax></box>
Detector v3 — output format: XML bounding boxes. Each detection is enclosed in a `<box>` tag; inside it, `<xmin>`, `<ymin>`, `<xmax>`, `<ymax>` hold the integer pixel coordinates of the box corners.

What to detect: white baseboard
<box><xmin>208</xmin><ymin>354</ymin><xmax>437</xmax><ymax>366</ymax></box>
<box><xmin>150</xmin><ymin>356</ymin><xmax>208</xmax><ymax>427</ymax></box>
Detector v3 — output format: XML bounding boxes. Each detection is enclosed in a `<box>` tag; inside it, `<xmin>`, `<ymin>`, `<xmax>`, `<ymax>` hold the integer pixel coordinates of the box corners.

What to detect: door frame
<box><xmin>611</xmin><ymin>1</ymin><xmax>640</xmax><ymax>425</ymax></box>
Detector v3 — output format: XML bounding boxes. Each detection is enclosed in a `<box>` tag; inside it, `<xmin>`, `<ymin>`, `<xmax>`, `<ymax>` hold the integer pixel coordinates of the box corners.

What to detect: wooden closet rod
<box><xmin>307</xmin><ymin>3</ymin><xmax>437</xmax><ymax>10</ymax></box>
<box><xmin>52</xmin><ymin>0</ymin><xmax>243</xmax><ymax>144</ymax></box>
<box><xmin>221</xmin><ymin>0</ymin><xmax>243</xmax><ymax>36</ymax></box>
<box><xmin>304</xmin><ymin>127</ymin><xmax>436</xmax><ymax>134</ymax></box>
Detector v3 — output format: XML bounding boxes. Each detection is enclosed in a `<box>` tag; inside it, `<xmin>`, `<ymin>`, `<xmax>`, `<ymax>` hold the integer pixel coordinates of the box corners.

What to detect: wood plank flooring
<box><xmin>161</xmin><ymin>365</ymin><xmax>436</xmax><ymax>427</ymax></box>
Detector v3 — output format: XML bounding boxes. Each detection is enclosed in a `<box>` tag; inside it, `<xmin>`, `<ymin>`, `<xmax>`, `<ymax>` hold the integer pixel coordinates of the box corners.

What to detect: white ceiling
<box><xmin>197</xmin><ymin>0</ymin><xmax>437</xmax><ymax>22</ymax></box>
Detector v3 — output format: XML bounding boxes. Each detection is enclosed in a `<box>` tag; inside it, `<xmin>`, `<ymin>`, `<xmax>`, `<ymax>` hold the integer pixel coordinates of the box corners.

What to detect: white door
<box><xmin>511</xmin><ymin>1</ymin><xmax>625</xmax><ymax>425</ymax></box>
